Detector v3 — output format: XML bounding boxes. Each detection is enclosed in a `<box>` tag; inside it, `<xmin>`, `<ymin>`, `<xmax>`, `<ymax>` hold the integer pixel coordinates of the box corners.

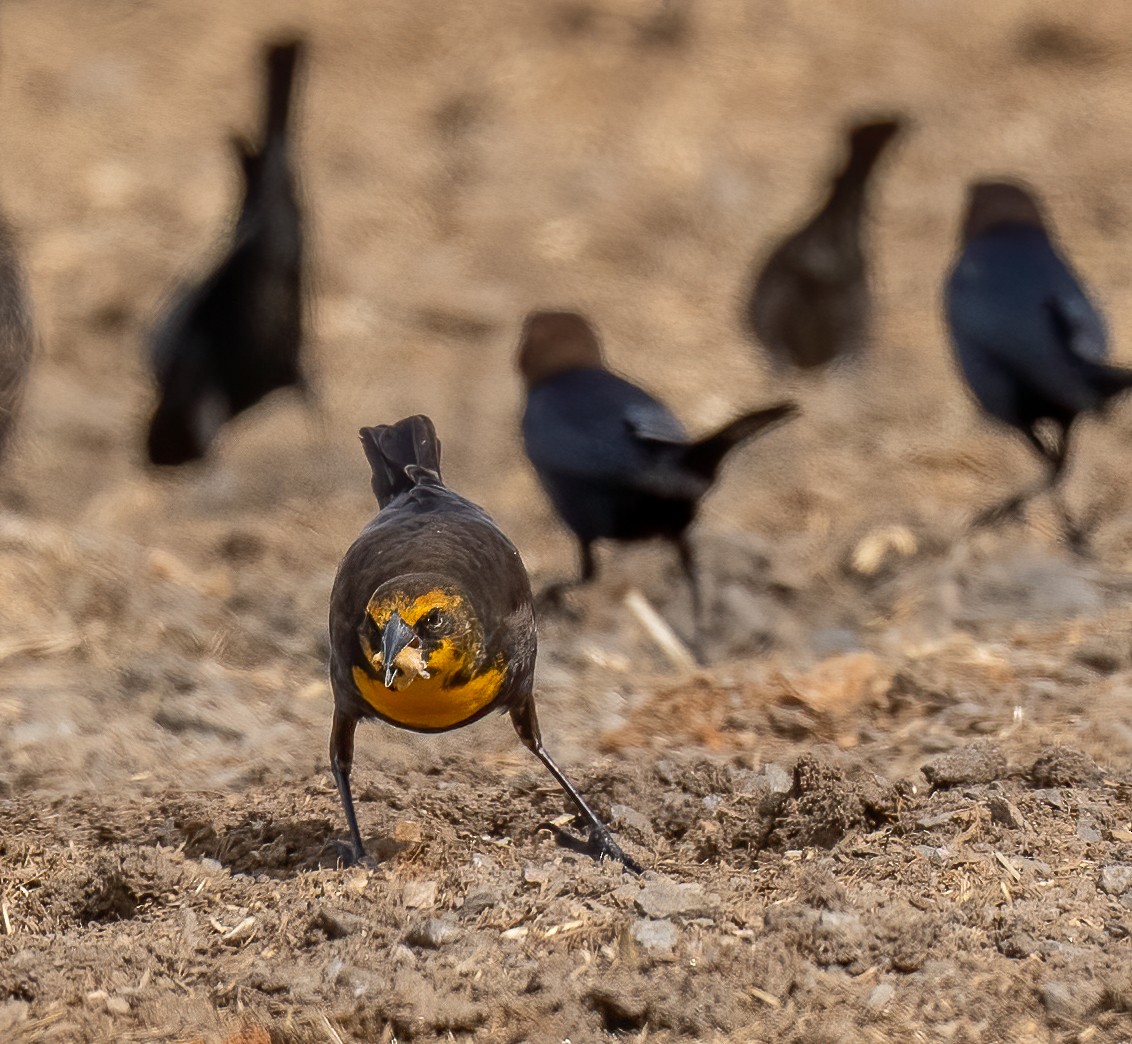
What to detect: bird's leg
<box><xmin>329</xmin><ymin>708</ymin><xmax>371</xmax><ymax>867</ymax></box>
<box><xmin>1042</xmin><ymin>427</ymin><xmax>1094</xmax><ymax>557</ymax></box>
<box><xmin>676</xmin><ymin>533</ymin><xmax>708</xmax><ymax>666</ymax></box>
<box><xmin>535</xmin><ymin>541</ymin><xmax>596</xmax><ymax>617</ymax></box>
<box><xmin>510</xmin><ymin>699</ymin><xmax>641</xmax><ymax>873</ymax></box>
<box><xmin>971</xmin><ymin>427</ymin><xmax>1064</xmax><ymax>532</ymax></box>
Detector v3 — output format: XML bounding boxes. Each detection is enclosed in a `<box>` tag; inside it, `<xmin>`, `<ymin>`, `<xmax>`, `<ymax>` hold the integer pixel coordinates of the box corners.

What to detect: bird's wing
<box><xmin>1046</xmin><ymin>290</ymin><xmax>1108</xmax><ymax>364</ymax></box>
<box><xmin>623</xmin><ymin>401</ymin><xmax>687</xmax><ymax>445</ymax></box>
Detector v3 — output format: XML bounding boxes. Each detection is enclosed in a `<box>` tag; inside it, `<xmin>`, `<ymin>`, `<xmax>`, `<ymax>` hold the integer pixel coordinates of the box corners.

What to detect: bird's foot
<box><xmin>589</xmin><ymin>826</ymin><xmax>643</xmax><ymax>874</ymax></box>
<box><xmin>544</xmin><ymin>821</ymin><xmax>642</xmax><ymax>873</ymax></box>
<box><xmin>334</xmin><ymin>839</ymin><xmax>376</xmax><ymax>870</ymax></box>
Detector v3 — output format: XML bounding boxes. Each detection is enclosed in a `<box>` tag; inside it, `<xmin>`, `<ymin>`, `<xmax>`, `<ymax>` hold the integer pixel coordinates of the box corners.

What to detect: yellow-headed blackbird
<box><xmin>518</xmin><ymin>310</ymin><xmax>798</xmax><ymax>661</ymax></box>
<box><xmin>328</xmin><ymin>414</ymin><xmax>638</xmax><ymax>870</ymax></box>
<box><xmin>745</xmin><ymin>117</ymin><xmax>903</xmax><ymax>371</ymax></box>
<box><xmin>0</xmin><ymin>210</ymin><xmax>32</xmax><ymax>465</ymax></box>
<box><xmin>946</xmin><ymin>180</ymin><xmax>1132</xmax><ymax>549</ymax></box>
<box><xmin>147</xmin><ymin>39</ymin><xmax>307</xmax><ymax>466</ymax></box>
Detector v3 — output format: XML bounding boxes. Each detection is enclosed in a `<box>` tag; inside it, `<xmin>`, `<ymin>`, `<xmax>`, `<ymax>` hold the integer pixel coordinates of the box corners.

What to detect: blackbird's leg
<box><xmin>536</xmin><ymin>540</ymin><xmax>597</xmax><ymax>614</ymax></box>
<box><xmin>510</xmin><ymin>698</ymin><xmax>641</xmax><ymax>873</ymax></box>
<box><xmin>972</xmin><ymin>425</ymin><xmax>1066</xmax><ymax>533</ymax></box>
<box><xmin>329</xmin><ymin>707</ymin><xmax>369</xmax><ymax>867</ymax></box>
<box><xmin>1041</xmin><ymin>424</ymin><xmax>1095</xmax><ymax>557</ymax></box>
<box><xmin>676</xmin><ymin>533</ymin><xmax>707</xmax><ymax>666</ymax></box>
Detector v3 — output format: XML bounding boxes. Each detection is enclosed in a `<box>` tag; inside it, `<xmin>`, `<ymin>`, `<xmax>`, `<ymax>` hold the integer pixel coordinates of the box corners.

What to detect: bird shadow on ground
<box><xmin>175</xmin><ymin>813</ymin><xmax>338</xmax><ymax>878</ymax></box>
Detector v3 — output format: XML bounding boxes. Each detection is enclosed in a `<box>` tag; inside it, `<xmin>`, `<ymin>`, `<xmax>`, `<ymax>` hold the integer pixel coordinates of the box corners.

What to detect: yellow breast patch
<box><xmin>352</xmin><ymin>662</ymin><xmax>505</xmax><ymax>730</ymax></box>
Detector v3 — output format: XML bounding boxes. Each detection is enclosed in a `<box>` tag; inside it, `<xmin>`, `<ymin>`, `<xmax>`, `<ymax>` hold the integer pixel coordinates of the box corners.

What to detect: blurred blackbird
<box><xmin>0</xmin><ymin>213</ymin><xmax>33</xmax><ymax>465</ymax></box>
<box><xmin>147</xmin><ymin>38</ymin><xmax>307</xmax><ymax>466</ymax></box>
<box><xmin>518</xmin><ymin>310</ymin><xmax>798</xmax><ymax>660</ymax></box>
<box><xmin>328</xmin><ymin>414</ymin><xmax>638</xmax><ymax>870</ymax></box>
<box><xmin>745</xmin><ymin>117</ymin><xmax>903</xmax><ymax>371</ymax></box>
<box><xmin>945</xmin><ymin>180</ymin><xmax>1132</xmax><ymax>549</ymax></box>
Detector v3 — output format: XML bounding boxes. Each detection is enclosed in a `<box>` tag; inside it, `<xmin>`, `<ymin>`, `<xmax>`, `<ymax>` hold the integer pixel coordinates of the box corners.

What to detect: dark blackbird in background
<box><xmin>0</xmin><ymin>211</ymin><xmax>33</xmax><ymax>466</ymax></box>
<box><xmin>328</xmin><ymin>415</ymin><xmax>638</xmax><ymax>871</ymax></box>
<box><xmin>518</xmin><ymin>311</ymin><xmax>798</xmax><ymax>660</ymax></box>
<box><xmin>745</xmin><ymin>117</ymin><xmax>904</xmax><ymax>371</ymax></box>
<box><xmin>146</xmin><ymin>38</ymin><xmax>307</xmax><ymax>466</ymax></box>
<box><xmin>945</xmin><ymin>180</ymin><xmax>1132</xmax><ymax>548</ymax></box>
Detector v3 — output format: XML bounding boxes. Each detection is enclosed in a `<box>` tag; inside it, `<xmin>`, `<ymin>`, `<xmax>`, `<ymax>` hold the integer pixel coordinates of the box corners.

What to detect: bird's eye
<box><xmin>417</xmin><ymin>608</ymin><xmax>448</xmax><ymax>638</ymax></box>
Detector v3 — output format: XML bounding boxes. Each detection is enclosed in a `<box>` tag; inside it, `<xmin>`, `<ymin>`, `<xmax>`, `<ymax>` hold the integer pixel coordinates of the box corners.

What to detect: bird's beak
<box><xmin>381</xmin><ymin>612</ymin><xmax>427</xmax><ymax>690</ymax></box>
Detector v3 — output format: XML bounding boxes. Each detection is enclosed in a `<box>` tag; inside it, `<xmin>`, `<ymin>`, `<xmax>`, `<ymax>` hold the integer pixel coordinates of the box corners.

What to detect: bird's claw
<box><xmin>334</xmin><ymin>839</ymin><xmax>376</xmax><ymax>870</ymax></box>
<box><xmin>590</xmin><ymin>829</ymin><xmax>643</xmax><ymax>874</ymax></box>
<box><xmin>543</xmin><ymin>821</ymin><xmax>642</xmax><ymax>873</ymax></box>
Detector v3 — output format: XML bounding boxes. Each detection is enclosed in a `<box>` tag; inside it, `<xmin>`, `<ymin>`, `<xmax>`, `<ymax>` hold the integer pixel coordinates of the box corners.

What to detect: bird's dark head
<box><xmin>357</xmin><ymin>574</ymin><xmax>491</xmax><ymax>695</ymax></box>
<box><xmin>517</xmin><ymin>310</ymin><xmax>605</xmax><ymax>388</ymax></box>
<box><xmin>962</xmin><ymin>180</ymin><xmax>1046</xmax><ymax>243</ymax></box>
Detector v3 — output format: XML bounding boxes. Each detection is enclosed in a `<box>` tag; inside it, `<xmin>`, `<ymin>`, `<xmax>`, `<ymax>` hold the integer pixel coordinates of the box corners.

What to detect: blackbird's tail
<box><xmin>840</xmin><ymin>118</ymin><xmax>904</xmax><ymax>187</ymax></box>
<box><xmin>680</xmin><ymin>401</ymin><xmax>799</xmax><ymax>480</ymax></box>
<box><xmin>360</xmin><ymin>415</ymin><xmax>443</xmax><ymax>507</ymax></box>
<box><xmin>1088</xmin><ymin>362</ymin><xmax>1132</xmax><ymax>404</ymax></box>
<box><xmin>263</xmin><ymin>38</ymin><xmax>304</xmax><ymax>151</ymax></box>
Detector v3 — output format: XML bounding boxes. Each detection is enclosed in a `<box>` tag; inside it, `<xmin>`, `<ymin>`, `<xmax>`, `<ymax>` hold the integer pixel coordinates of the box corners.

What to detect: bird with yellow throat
<box><xmin>328</xmin><ymin>414</ymin><xmax>639</xmax><ymax>871</ymax></box>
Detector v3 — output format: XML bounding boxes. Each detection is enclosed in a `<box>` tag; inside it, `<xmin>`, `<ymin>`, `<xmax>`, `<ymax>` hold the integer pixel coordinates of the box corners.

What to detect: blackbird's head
<box><xmin>962</xmin><ymin>180</ymin><xmax>1046</xmax><ymax>244</ymax></box>
<box><xmin>517</xmin><ymin>310</ymin><xmax>605</xmax><ymax>388</ymax></box>
<box><xmin>358</xmin><ymin>574</ymin><xmax>485</xmax><ymax>692</ymax></box>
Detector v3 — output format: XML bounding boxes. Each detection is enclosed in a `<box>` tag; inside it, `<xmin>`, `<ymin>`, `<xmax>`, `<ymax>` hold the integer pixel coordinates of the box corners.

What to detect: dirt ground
<box><xmin>5</xmin><ymin>0</ymin><xmax>1132</xmax><ymax>1040</ymax></box>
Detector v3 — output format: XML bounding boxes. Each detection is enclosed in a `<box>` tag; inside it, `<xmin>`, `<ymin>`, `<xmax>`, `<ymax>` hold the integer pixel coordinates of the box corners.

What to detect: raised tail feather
<box><xmin>842</xmin><ymin>119</ymin><xmax>903</xmax><ymax>183</ymax></box>
<box><xmin>360</xmin><ymin>414</ymin><xmax>443</xmax><ymax>507</ymax></box>
<box><xmin>1089</xmin><ymin>362</ymin><xmax>1132</xmax><ymax>403</ymax></box>
<box><xmin>263</xmin><ymin>39</ymin><xmax>304</xmax><ymax>148</ymax></box>
<box><xmin>680</xmin><ymin>401</ymin><xmax>799</xmax><ymax>479</ymax></box>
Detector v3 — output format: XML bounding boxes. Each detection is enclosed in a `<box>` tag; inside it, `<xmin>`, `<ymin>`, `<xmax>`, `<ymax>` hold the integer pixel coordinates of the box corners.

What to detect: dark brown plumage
<box><xmin>744</xmin><ymin>117</ymin><xmax>904</xmax><ymax>371</ymax></box>
<box><xmin>328</xmin><ymin>415</ymin><xmax>638</xmax><ymax>871</ymax></box>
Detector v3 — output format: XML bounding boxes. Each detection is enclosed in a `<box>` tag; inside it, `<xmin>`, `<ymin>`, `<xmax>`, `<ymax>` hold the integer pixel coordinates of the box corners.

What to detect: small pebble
<box><xmin>867</xmin><ymin>983</ymin><xmax>894</xmax><ymax>1010</ymax></box>
<box><xmin>1032</xmin><ymin>789</ymin><xmax>1065</xmax><ymax>810</ymax></box>
<box><xmin>461</xmin><ymin>888</ymin><xmax>500</xmax><ymax>918</ymax></box>
<box><xmin>636</xmin><ymin>880</ymin><xmax>712</xmax><ymax>920</ymax></box>
<box><xmin>406</xmin><ymin>918</ymin><xmax>461</xmax><ymax>949</ymax></box>
<box><xmin>1099</xmin><ymin>865</ymin><xmax>1132</xmax><ymax>897</ymax></box>
<box><xmin>987</xmin><ymin>796</ymin><xmax>1025</xmax><ymax>830</ymax></box>
<box><xmin>632</xmin><ymin>917</ymin><xmax>677</xmax><ymax>954</ymax></box>
<box><xmin>402</xmin><ymin>880</ymin><xmax>438</xmax><ymax>910</ymax></box>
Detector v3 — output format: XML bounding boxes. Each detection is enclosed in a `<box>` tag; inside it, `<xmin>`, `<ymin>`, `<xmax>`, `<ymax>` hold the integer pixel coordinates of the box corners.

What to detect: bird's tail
<box><xmin>843</xmin><ymin>118</ymin><xmax>903</xmax><ymax>183</ymax></box>
<box><xmin>680</xmin><ymin>401</ymin><xmax>799</xmax><ymax>479</ymax></box>
<box><xmin>263</xmin><ymin>38</ymin><xmax>304</xmax><ymax>151</ymax></box>
<box><xmin>360</xmin><ymin>415</ymin><xmax>443</xmax><ymax>507</ymax></box>
<box><xmin>1089</xmin><ymin>363</ymin><xmax>1132</xmax><ymax>403</ymax></box>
